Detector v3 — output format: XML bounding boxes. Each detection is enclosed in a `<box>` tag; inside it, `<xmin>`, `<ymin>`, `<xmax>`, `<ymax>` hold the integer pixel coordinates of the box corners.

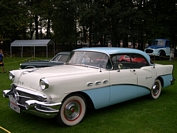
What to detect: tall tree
<box><xmin>52</xmin><ymin>0</ymin><xmax>77</xmax><ymax>44</ymax></box>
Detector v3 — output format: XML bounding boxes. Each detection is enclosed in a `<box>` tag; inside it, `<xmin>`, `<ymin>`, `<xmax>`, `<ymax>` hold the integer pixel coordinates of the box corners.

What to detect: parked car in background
<box><xmin>144</xmin><ymin>38</ymin><xmax>172</xmax><ymax>58</ymax></box>
<box><xmin>3</xmin><ymin>47</ymin><xmax>175</xmax><ymax>126</ymax></box>
<box><xmin>20</xmin><ymin>52</ymin><xmax>70</xmax><ymax>69</ymax></box>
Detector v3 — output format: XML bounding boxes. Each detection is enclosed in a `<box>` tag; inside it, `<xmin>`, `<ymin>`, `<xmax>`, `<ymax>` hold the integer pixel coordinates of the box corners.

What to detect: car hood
<box><xmin>13</xmin><ymin>65</ymin><xmax>101</xmax><ymax>90</ymax></box>
<box><xmin>22</xmin><ymin>60</ymin><xmax>49</xmax><ymax>64</ymax></box>
<box><xmin>20</xmin><ymin>60</ymin><xmax>64</xmax><ymax>69</ymax></box>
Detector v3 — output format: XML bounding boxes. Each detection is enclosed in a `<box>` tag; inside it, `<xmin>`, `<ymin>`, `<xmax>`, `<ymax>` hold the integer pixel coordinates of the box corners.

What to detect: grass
<box><xmin>0</xmin><ymin>56</ymin><xmax>177</xmax><ymax>133</ymax></box>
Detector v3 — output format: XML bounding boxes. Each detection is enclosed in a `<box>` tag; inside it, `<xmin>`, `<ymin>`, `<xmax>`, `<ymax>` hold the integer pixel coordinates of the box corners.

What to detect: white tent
<box><xmin>10</xmin><ymin>39</ymin><xmax>55</xmax><ymax>57</ymax></box>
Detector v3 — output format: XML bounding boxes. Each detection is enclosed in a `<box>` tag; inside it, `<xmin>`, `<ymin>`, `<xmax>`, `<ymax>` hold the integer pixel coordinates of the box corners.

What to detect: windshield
<box><xmin>152</xmin><ymin>39</ymin><xmax>165</xmax><ymax>46</ymax></box>
<box><xmin>51</xmin><ymin>54</ymin><xmax>69</xmax><ymax>62</ymax></box>
<box><xmin>68</xmin><ymin>51</ymin><xmax>110</xmax><ymax>69</ymax></box>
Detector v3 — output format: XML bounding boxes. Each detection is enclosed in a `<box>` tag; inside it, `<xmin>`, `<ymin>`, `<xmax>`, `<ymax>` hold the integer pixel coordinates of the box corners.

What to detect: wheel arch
<box><xmin>156</xmin><ymin>76</ymin><xmax>164</xmax><ymax>87</ymax></box>
<box><xmin>159</xmin><ymin>50</ymin><xmax>166</xmax><ymax>56</ymax></box>
<box><xmin>62</xmin><ymin>91</ymin><xmax>94</xmax><ymax>109</ymax></box>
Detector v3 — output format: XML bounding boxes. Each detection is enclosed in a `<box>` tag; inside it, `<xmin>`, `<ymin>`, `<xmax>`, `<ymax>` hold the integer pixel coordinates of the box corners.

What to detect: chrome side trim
<box><xmin>95</xmin><ymin>81</ymin><xmax>101</xmax><ymax>85</ymax></box>
<box><xmin>87</xmin><ymin>82</ymin><xmax>93</xmax><ymax>87</ymax></box>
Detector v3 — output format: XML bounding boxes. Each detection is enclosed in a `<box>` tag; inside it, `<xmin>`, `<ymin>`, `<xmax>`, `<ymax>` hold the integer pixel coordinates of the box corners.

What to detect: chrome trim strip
<box><xmin>26</xmin><ymin>100</ymin><xmax>61</xmax><ymax>107</ymax></box>
<box><xmin>15</xmin><ymin>86</ymin><xmax>47</xmax><ymax>99</ymax></box>
<box><xmin>26</xmin><ymin>100</ymin><xmax>61</xmax><ymax>113</ymax></box>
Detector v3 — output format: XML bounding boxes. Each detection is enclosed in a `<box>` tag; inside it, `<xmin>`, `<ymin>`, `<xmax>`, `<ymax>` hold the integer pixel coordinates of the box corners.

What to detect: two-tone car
<box><xmin>3</xmin><ymin>47</ymin><xmax>175</xmax><ymax>126</ymax></box>
<box><xmin>20</xmin><ymin>52</ymin><xmax>70</xmax><ymax>69</ymax></box>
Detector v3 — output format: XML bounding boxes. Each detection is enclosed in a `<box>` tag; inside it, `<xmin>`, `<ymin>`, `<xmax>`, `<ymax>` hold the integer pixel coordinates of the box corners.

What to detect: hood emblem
<box><xmin>18</xmin><ymin>81</ymin><xmax>24</xmax><ymax>85</ymax></box>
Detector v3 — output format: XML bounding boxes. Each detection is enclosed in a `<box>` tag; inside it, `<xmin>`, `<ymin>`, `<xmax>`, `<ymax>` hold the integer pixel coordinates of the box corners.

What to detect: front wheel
<box><xmin>150</xmin><ymin>79</ymin><xmax>162</xmax><ymax>99</ymax></box>
<box><xmin>56</xmin><ymin>94</ymin><xmax>86</xmax><ymax>126</ymax></box>
<box><xmin>159</xmin><ymin>51</ymin><xmax>165</xmax><ymax>60</ymax></box>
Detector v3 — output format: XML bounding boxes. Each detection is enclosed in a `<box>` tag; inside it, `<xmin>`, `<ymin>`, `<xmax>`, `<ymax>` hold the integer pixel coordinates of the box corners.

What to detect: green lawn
<box><xmin>0</xmin><ymin>57</ymin><xmax>177</xmax><ymax>133</ymax></box>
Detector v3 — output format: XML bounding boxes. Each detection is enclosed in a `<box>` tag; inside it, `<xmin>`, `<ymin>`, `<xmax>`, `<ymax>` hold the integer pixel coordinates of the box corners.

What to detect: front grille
<box><xmin>11</xmin><ymin>84</ymin><xmax>46</xmax><ymax>106</ymax></box>
<box><xmin>145</xmin><ymin>49</ymin><xmax>153</xmax><ymax>53</ymax></box>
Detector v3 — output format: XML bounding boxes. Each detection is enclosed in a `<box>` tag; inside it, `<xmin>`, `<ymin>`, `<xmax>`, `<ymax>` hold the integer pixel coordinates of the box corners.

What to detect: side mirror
<box><xmin>118</xmin><ymin>63</ymin><xmax>123</xmax><ymax>69</ymax></box>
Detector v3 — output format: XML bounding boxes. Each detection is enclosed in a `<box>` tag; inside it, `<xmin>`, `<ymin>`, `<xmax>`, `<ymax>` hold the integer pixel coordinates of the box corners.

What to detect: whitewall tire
<box><xmin>56</xmin><ymin>94</ymin><xmax>86</xmax><ymax>126</ymax></box>
<box><xmin>150</xmin><ymin>79</ymin><xmax>162</xmax><ymax>99</ymax></box>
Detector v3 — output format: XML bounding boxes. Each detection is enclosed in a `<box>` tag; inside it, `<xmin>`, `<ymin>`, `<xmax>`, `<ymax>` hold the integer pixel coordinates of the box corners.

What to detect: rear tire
<box><xmin>56</xmin><ymin>94</ymin><xmax>86</xmax><ymax>126</ymax></box>
<box><xmin>150</xmin><ymin>79</ymin><xmax>162</xmax><ymax>99</ymax></box>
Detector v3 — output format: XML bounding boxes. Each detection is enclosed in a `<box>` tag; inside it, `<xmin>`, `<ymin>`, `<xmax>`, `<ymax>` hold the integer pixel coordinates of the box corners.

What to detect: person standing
<box><xmin>108</xmin><ymin>42</ymin><xmax>112</xmax><ymax>47</ymax></box>
<box><xmin>169</xmin><ymin>45</ymin><xmax>174</xmax><ymax>61</ymax></box>
<box><xmin>0</xmin><ymin>49</ymin><xmax>6</xmax><ymax>73</ymax></box>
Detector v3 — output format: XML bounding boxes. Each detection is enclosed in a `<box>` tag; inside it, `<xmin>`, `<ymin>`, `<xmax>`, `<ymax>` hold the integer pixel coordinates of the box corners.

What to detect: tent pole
<box><xmin>10</xmin><ymin>46</ymin><xmax>12</xmax><ymax>57</ymax></box>
<box><xmin>34</xmin><ymin>46</ymin><xmax>35</xmax><ymax>57</ymax></box>
<box><xmin>46</xmin><ymin>46</ymin><xmax>48</xmax><ymax>58</ymax></box>
<box><xmin>54</xmin><ymin>42</ymin><xmax>55</xmax><ymax>56</ymax></box>
<box><xmin>21</xmin><ymin>46</ymin><xmax>23</xmax><ymax>57</ymax></box>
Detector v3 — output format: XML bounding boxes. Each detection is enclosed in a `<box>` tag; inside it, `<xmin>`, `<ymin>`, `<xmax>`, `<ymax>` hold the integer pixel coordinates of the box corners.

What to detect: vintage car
<box><xmin>20</xmin><ymin>52</ymin><xmax>70</xmax><ymax>69</ymax></box>
<box><xmin>3</xmin><ymin>47</ymin><xmax>175</xmax><ymax>126</ymax></box>
<box><xmin>144</xmin><ymin>38</ymin><xmax>171</xmax><ymax>57</ymax></box>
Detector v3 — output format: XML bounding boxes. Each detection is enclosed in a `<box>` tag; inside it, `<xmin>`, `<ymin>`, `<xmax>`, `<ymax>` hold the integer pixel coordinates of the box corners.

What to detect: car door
<box><xmin>130</xmin><ymin>54</ymin><xmax>156</xmax><ymax>96</ymax></box>
<box><xmin>109</xmin><ymin>54</ymin><xmax>138</xmax><ymax>105</ymax></box>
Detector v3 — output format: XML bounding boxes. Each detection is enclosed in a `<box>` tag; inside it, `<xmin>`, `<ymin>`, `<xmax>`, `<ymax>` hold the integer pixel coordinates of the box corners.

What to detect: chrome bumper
<box><xmin>3</xmin><ymin>89</ymin><xmax>61</xmax><ymax>118</ymax></box>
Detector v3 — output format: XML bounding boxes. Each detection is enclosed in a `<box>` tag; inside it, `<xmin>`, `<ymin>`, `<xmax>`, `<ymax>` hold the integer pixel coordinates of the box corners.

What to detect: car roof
<box><xmin>74</xmin><ymin>47</ymin><xmax>141</xmax><ymax>54</ymax></box>
<box><xmin>74</xmin><ymin>47</ymin><xmax>150</xmax><ymax>58</ymax></box>
<box><xmin>57</xmin><ymin>51</ymin><xmax>70</xmax><ymax>55</ymax></box>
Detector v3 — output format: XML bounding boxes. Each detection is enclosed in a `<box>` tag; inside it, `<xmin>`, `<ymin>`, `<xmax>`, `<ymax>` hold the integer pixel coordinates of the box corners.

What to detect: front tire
<box><xmin>159</xmin><ymin>51</ymin><xmax>165</xmax><ymax>60</ymax></box>
<box><xmin>56</xmin><ymin>94</ymin><xmax>86</xmax><ymax>126</ymax></box>
<box><xmin>150</xmin><ymin>79</ymin><xmax>162</xmax><ymax>99</ymax></box>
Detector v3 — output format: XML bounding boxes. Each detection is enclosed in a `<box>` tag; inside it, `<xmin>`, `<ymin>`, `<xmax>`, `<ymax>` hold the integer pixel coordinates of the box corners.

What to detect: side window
<box><xmin>131</xmin><ymin>54</ymin><xmax>148</xmax><ymax>68</ymax></box>
<box><xmin>111</xmin><ymin>54</ymin><xmax>131</xmax><ymax>69</ymax></box>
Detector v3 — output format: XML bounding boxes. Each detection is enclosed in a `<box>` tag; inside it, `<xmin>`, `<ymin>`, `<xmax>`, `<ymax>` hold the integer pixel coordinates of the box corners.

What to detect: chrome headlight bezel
<box><xmin>40</xmin><ymin>78</ymin><xmax>49</xmax><ymax>91</ymax></box>
<box><xmin>9</xmin><ymin>71</ymin><xmax>15</xmax><ymax>81</ymax></box>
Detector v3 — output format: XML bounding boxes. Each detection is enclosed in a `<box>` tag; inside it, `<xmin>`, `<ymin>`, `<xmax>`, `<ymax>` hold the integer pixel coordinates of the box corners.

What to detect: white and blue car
<box><xmin>3</xmin><ymin>47</ymin><xmax>175</xmax><ymax>126</ymax></box>
<box><xmin>144</xmin><ymin>38</ymin><xmax>171</xmax><ymax>58</ymax></box>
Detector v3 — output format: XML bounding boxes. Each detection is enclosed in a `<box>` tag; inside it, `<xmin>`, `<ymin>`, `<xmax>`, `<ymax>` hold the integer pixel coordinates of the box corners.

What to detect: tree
<box><xmin>0</xmin><ymin>0</ymin><xmax>177</xmax><ymax>52</ymax></box>
<box><xmin>52</xmin><ymin>0</ymin><xmax>77</xmax><ymax>44</ymax></box>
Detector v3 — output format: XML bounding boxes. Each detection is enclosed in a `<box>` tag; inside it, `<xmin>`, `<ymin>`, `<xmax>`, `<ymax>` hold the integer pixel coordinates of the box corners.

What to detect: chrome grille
<box><xmin>145</xmin><ymin>49</ymin><xmax>153</xmax><ymax>53</ymax></box>
<box><xmin>11</xmin><ymin>84</ymin><xmax>46</xmax><ymax>106</ymax></box>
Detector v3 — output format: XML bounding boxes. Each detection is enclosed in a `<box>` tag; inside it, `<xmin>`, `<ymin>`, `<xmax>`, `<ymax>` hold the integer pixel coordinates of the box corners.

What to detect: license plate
<box><xmin>9</xmin><ymin>95</ymin><xmax>20</xmax><ymax>113</ymax></box>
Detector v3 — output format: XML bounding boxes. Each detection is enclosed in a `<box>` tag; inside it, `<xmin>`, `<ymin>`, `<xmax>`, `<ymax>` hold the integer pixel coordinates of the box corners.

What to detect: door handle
<box><xmin>130</xmin><ymin>69</ymin><xmax>136</xmax><ymax>72</ymax></box>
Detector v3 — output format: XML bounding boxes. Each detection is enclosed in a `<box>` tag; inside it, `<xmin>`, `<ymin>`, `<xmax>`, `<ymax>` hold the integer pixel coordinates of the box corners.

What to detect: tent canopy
<box><xmin>10</xmin><ymin>39</ymin><xmax>55</xmax><ymax>57</ymax></box>
<box><xmin>11</xmin><ymin>39</ymin><xmax>53</xmax><ymax>47</ymax></box>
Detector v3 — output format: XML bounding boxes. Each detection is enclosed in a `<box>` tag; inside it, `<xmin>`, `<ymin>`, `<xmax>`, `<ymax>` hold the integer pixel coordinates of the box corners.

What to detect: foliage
<box><xmin>0</xmin><ymin>0</ymin><xmax>176</xmax><ymax>49</ymax></box>
<box><xmin>0</xmin><ymin>0</ymin><xmax>29</xmax><ymax>41</ymax></box>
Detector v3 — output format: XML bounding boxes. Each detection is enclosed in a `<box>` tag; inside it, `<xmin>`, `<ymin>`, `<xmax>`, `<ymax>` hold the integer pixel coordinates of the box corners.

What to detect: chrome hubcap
<box><xmin>64</xmin><ymin>101</ymin><xmax>81</xmax><ymax>121</ymax></box>
<box><xmin>153</xmin><ymin>83</ymin><xmax>159</xmax><ymax>96</ymax></box>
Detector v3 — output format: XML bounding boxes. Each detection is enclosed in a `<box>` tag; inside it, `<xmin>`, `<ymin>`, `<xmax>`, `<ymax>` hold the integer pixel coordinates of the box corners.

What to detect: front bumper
<box><xmin>3</xmin><ymin>86</ymin><xmax>61</xmax><ymax>118</ymax></box>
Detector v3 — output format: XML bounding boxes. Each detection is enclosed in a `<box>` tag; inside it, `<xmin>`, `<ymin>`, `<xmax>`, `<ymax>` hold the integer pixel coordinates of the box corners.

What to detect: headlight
<box><xmin>40</xmin><ymin>78</ymin><xmax>49</xmax><ymax>91</ymax></box>
<box><xmin>9</xmin><ymin>71</ymin><xmax>15</xmax><ymax>81</ymax></box>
